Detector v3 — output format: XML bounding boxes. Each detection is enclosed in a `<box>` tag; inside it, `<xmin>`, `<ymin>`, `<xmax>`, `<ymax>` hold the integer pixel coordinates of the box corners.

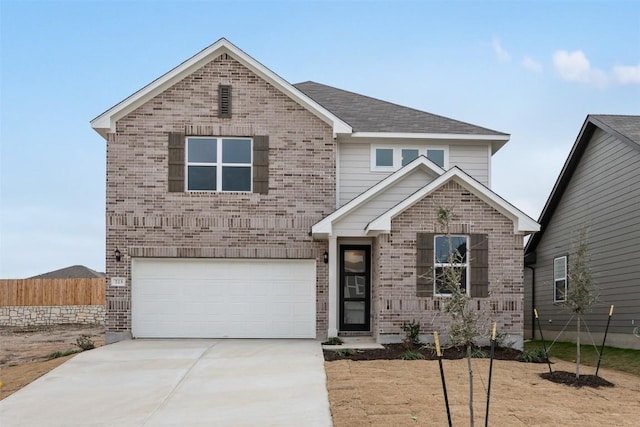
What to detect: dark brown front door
<box><xmin>340</xmin><ymin>245</ymin><xmax>371</xmax><ymax>331</ymax></box>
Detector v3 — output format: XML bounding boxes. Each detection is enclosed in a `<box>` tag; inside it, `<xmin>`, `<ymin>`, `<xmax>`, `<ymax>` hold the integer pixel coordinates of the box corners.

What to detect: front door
<box><xmin>340</xmin><ymin>245</ymin><xmax>371</xmax><ymax>331</ymax></box>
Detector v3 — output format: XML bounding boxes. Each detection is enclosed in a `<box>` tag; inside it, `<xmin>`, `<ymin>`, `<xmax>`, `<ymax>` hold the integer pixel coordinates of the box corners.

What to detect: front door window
<box><xmin>340</xmin><ymin>246</ymin><xmax>371</xmax><ymax>331</ymax></box>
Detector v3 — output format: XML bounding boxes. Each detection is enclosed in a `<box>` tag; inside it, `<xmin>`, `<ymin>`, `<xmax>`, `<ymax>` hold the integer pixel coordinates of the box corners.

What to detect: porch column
<box><xmin>327</xmin><ymin>236</ymin><xmax>338</xmax><ymax>337</ymax></box>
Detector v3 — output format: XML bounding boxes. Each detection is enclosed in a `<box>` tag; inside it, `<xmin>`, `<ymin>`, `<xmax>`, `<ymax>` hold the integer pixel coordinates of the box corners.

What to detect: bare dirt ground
<box><xmin>325</xmin><ymin>358</ymin><xmax>640</xmax><ymax>426</ymax></box>
<box><xmin>0</xmin><ymin>324</ymin><xmax>104</xmax><ymax>399</ymax></box>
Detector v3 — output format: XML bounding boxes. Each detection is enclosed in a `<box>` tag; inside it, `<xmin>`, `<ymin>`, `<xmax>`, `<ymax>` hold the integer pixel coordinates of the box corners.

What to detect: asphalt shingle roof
<box><xmin>590</xmin><ymin>114</ymin><xmax>640</xmax><ymax>146</ymax></box>
<box><xmin>29</xmin><ymin>265</ymin><xmax>106</xmax><ymax>279</ymax></box>
<box><xmin>294</xmin><ymin>81</ymin><xmax>507</xmax><ymax>136</ymax></box>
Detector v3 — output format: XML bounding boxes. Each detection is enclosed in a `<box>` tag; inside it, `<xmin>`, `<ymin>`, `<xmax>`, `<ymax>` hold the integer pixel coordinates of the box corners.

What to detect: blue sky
<box><xmin>1</xmin><ymin>0</ymin><xmax>639</xmax><ymax>278</ymax></box>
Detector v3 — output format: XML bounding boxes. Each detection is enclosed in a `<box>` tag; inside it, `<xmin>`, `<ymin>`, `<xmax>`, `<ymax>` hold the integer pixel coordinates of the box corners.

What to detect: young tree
<box><xmin>436</xmin><ymin>207</ymin><xmax>489</xmax><ymax>427</ymax></box>
<box><xmin>564</xmin><ymin>228</ymin><xmax>597</xmax><ymax>379</ymax></box>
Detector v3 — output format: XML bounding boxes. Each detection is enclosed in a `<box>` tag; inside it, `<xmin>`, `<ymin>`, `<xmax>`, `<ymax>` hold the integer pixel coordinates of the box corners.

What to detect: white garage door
<box><xmin>131</xmin><ymin>258</ymin><xmax>316</xmax><ymax>338</ymax></box>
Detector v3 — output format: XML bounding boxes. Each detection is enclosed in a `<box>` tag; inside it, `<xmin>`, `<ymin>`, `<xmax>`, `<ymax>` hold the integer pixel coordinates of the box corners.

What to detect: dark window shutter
<box><xmin>416</xmin><ymin>232</ymin><xmax>434</xmax><ymax>297</ymax></box>
<box><xmin>470</xmin><ymin>234</ymin><xmax>489</xmax><ymax>297</ymax></box>
<box><xmin>168</xmin><ymin>132</ymin><xmax>185</xmax><ymax>192</ymax></box>
<box><xmin>218</xmin><ymin>85</ymin><xmax>232</xmax><ymax>118</ymax></box>
<box><xmin>253</xmin><ymin>135</ymin><xmax>269</xmax><ymax>194</ymax></box>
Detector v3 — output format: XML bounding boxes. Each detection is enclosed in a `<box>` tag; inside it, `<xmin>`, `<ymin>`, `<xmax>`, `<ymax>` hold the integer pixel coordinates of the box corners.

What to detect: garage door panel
<box><xmin>132</xmin><ymin>258</ymin><xmax>316</xmax><ymax>338</ymax></box>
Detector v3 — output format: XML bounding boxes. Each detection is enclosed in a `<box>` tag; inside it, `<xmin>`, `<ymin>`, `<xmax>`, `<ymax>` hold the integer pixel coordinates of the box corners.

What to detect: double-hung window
<box><xmin>434</xmin><ymin>235</ymin><xmax>469</xmax><ymax>296</ymax></box>
<box><xmin>186</xmin><ymin>137</ymin><xmax>252</xmax><ymax>192</ymax></box>
<box><xmin>553</xmin><ymin>256</ymin><xmax>567</xmax><ymax>302</ymax></box>
<box><xmin>371</xmin><ymin>146</ymin><xmax>447</xmax><ymax>171</ymax></box>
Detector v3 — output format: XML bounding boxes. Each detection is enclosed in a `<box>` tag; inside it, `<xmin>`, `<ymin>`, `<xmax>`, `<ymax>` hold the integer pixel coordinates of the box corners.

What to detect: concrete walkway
<box><xmin>0</xmin><ymin>340</ymin><xmax>332</xmax><ymax>427</ymax></box>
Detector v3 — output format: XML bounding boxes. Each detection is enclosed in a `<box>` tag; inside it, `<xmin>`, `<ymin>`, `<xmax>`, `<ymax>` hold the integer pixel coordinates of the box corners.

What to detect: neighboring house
<box><xmin>29</xmin><ymin>265</ymin><xmax>106</xmax><ymax>279</ymax></box>
<box><xmin>91</xmin><ymin>38</ymin><xmax>539</xmax><ymax>345</ymax></box>
<box><xmin>524</xmin><ymin>115</ymin><xmax>640</xmax><ymax>350</ymax></box>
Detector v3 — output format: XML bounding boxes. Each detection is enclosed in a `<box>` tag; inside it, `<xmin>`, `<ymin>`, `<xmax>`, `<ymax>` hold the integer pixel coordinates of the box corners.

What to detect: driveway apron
<box><xmin>0</xmin><ymin>339</ymin><xmax>332</xmax><ymax>427</ymax></box>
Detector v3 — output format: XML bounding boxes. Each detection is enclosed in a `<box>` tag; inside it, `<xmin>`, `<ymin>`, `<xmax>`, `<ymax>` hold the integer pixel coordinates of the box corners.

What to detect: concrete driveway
<box><xmin>0</xmin><ymin>339</ymin><xmax>332</xmax><ymax>427</ymax></box>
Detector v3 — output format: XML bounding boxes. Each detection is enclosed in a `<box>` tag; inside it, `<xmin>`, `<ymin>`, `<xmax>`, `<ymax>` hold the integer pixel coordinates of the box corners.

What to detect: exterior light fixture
<box><xmin>115</xmin><ymin>248</ymin><xmax>122</xmax><ymax>262</ymax></box>
<box><xmin>323</xmin><ymin>251</ymin><xmax>329</xmax><ymax>264</ymax></box>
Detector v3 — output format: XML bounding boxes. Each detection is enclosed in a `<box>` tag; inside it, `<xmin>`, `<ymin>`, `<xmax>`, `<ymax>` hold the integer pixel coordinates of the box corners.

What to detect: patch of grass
<box><xmin>400</xmin><ymin>350</ymin><xmax>425</xmax><ymax>360</ymax></box>
<box><xmin>47</xmin><ymin>349</ymin><xmax>79</xmax><ymax>360</ymax></box>
<box><xmin>524</xmin><ymin>340</ymin><xmax>640</xmax><ymax>377</ymax></box>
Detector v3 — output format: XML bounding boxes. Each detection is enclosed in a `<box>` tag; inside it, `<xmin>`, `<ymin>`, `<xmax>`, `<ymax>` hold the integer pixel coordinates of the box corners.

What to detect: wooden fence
<box><xmin>0</xmin><ymin>278</ymin><xmax>106</xmax><ymax>306</ymax></box>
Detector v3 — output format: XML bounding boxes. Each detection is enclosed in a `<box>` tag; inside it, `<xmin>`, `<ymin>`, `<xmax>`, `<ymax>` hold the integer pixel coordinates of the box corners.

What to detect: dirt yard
<box><xmin>0</xmin><ymin>324</ymin><xmax>104</xmax><ymax>399</ymax></box>
<box><xmin>325</xmin><ymin>358</ymin><xmax>640</xmax><ymax>426</ymax></box>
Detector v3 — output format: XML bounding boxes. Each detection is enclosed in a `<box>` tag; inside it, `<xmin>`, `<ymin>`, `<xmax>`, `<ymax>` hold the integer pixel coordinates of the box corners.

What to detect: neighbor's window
<box><xmin>434</xmin><ymin>235</ymin><xmax>469</xmax><ymax>296</ymax></box>
<box><xmin>553</xmin><ymin>256</ymin><xmax>567</xmax><ymax>302</ymax></box>
<box><xmin>371</xmin><ymin>146</ymin><xmax>447</xmax><ymax>170</ymax></box>
<box><xmin>186</xmin><ymin>137</ymin><xmax>252</xmax><ymax>192</ymax></box>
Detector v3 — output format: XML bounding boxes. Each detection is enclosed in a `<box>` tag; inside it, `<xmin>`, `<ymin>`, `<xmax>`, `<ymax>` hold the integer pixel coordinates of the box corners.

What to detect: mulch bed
<box><xmin>323</xmin><ymin>344</ymin><xmax>615</xmax><ymax>389</ymax></box>
<box><xmin>323</xmin><ymin>343</ymin><xmax>522</xmax><ymax>362</ymax></box>
<box><xmin>539</xmin><ymin>371</ymin><xmax>615</xmax><ymax>388</ymax></box>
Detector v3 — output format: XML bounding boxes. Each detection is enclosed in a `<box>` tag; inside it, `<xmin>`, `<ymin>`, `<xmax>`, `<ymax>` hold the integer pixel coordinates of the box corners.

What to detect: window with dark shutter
<box><xmin>416</xmin><ymin>232</ymin><xmax>434</xmax><ymax>297</ymax></box>
<box><xmin>218</xmin><ymin>85</ymin><xmax>232</xmax><ymax>118</ymax></box>
<box><xmin>470</xmin><ymin>234</ymin><xmax>489</xmax><ymax>297</ymax></box>
<box><xmin>168</xmin><ymin>132</ymin><xmax>185</xmax><ymax>192</ymax></box>
<box><xmin>252</xmin><ymin>135</ymin><xmax>269</xmax><ymax>194</ymax></box>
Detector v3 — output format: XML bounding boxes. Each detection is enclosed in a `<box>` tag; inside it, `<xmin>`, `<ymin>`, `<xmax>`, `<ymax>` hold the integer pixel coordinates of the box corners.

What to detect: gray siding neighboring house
<box><xmin>525</xmin><ymin>115</ymin><xmax>640</xmax><ymax>349</ymax></box>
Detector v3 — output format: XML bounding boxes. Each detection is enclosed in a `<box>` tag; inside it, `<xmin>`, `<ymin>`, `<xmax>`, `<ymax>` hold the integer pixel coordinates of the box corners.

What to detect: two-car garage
<box><xmin>131</xmin><ymin>258</ymin><xmax>317</xmax><ymax>339</ymax></box>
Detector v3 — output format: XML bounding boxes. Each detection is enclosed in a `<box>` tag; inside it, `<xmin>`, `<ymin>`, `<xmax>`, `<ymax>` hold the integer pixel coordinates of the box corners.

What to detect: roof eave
<box><xmin>350</xmin><ymin>132</ymin><xmax>509</xmax><ymax>154</ymax></box>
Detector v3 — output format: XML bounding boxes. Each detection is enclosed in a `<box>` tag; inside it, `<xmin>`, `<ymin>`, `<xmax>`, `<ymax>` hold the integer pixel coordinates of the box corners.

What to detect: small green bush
<box><xmin>323</xmin><ymin>337</ymin><xmax>344</xmax><ymax>345</ymax></box>
<box><xmin>470</xmin><ymin>348</ymin><xmax>489</xmax><ymax>358</ymax></box>
<box><xmin>402</xmin><ymin>319</ymin><xmax>422</xmax><ymax>347</ymax></box>
<box><xmin>76</xmin><ymin>334</ymin><xmax>95</xmax><ymax>351</ymax></box>
<box><xmin>48</xmin><ymin>349</ymin><xmax>79</xmax><ymax>360</ymax></box>
<box><xmin>400</xmin><ymin>350</ymin><xmax>425</xmax><ymax>360</ymax></box>
<box><xmin>518</xmin><ymin>348</ymin><xmax>548</xmax><ymax>363</ymax></box>
<box><xmin>335</xmin><ymin>348</ymin><xmax>355</xmax><ymax>358</ymax></box>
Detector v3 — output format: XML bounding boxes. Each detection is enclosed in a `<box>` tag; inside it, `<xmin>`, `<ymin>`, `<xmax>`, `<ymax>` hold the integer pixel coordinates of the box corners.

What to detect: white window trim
<box><xmin>553</xmin><ymin>256</ymin><xmax>568</xmax><ymax>303</ymax></box>
<box><xmin>370</xmin><ymin>145</ymin><xmax>448</xmax><ymax>171</ymax></box>
<box><xmin>434</xmin><ymin>235</ymin><xmax>470</xmax><ymax>297</ymax></box>
<box><xmin>185</xmin><ymin>136</ymin><xmax>253</xmax><ymax>193</ymax></box>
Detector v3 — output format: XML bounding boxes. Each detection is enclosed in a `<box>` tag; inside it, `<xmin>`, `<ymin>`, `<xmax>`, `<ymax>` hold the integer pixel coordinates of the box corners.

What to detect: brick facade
<box><xmin>105</xmin><ymin>54</ymin><xmax>334</xmax><ymax>340</ymax></box>
<box><xmin>373</xmin><ymin>181</ymin><xmax>525</xmax><ymax>345</ymax></box>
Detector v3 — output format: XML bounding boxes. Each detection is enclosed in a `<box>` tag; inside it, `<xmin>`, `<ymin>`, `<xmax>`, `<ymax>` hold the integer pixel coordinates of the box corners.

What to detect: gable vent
<box><xmin>218</xmin><ymin>84</ymin><xmax>232</xmax><ymax>118</ymax></box>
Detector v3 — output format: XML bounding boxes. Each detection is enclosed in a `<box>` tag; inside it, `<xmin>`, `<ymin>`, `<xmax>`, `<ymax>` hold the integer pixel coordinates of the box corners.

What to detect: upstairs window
<box><xmin>553</xmin><ymin>256</ymin><xmax>567</xmax><ymax>302</ymax></box>
<box><xmin>186</xmin><ymin>137</ymin><xmax>252</xmax><ymax>192</ymax></box>
<box><xmin>434</xmin><ymin>235</ymin><xmax>469</xmax><ymax>296</ymax></box>
<box><xmin>371</xmin><ymin>146</ymin><xmax>447</xmax><ymax>171</ymax></box>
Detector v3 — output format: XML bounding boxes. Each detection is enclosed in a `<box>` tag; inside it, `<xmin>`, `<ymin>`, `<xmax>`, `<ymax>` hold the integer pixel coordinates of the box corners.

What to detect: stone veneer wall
<box><xmin>374</xmin><ymin>181</ymin><xmax>525</xmax><ymax>348</ymax></box>
<box><xmin>0</xmin><ymin>305</ymin><xmax>105</xmax><ymax>327</ymax></box>
<box><xmin>105</xmin><ymin>53</ymin><xmax>335</xmax><ymax>340</ymax></box>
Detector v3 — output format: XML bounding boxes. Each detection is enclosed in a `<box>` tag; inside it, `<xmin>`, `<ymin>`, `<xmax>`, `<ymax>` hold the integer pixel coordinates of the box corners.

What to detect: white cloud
<box><xmin>492</xmin><ymin>38</ymin><xmax>511</xmax><ymax>62</ymax></box>
<box><xmin>521</xmin><ymin>56</ymin><xmax>542</xmax><ymax>72</ymax></box>
<box><xmin>612</xmin><ymin>64</ymin><xmax>640</xmax><ymax>84</ymax></box>
<box><xmin>553</xmin><ymin>50</ymin><xmax>608</xmax><ymax>88</ymax></box>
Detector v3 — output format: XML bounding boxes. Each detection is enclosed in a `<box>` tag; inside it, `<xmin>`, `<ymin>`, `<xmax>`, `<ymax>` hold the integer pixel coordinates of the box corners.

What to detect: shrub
<box><xmin>401</xmin><ymin>350</ymin><xmax>425</xmax><ymax>360</ymax></box>
<box><xmin>335</xmin><ymin>348</ymin><xmax>355</xmax><ymax>358</ymax></box>
<box><xmin>402</xmin><ymin>319</ymin><xmax>422</xmax><ymax>347</ymax></box>
<box><xmin>471</xmin><ymin>348</ymin><xmax>489</xmax><ymax>358</ymax></box>
<box><xmin>323</xmin><ymin>336</ymin><xmax>343</xmax><ymax>345</ymax></box>
<box><xmin>76</xmin><ymin>334</ymin><xmax>95</xmax><ymax>351</ymax></box>
<box><xmin>518</xmin><ymin>348</ymin><xmax>549</xmax><ymax>363</ymax></box>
